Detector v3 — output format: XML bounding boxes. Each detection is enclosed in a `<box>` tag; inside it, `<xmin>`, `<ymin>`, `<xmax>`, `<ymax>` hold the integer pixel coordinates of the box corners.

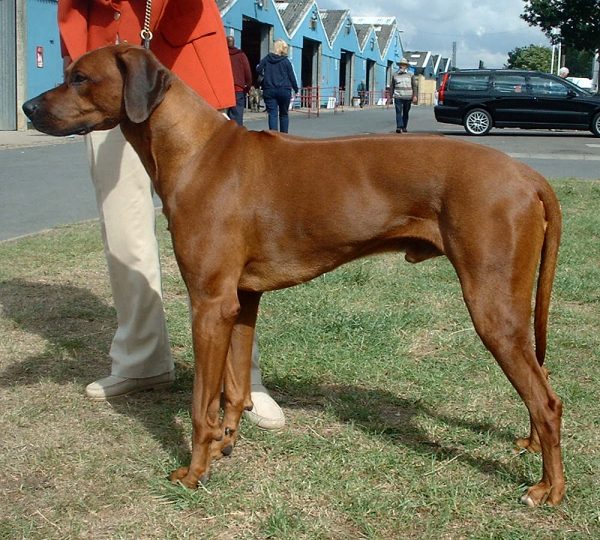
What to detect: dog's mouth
<box><xmin>28</xmin><ymin>113</ymin><xmax>117</xmax><ymax>138</ymax></box>
<box><xmin>73</xmin><ymin>125</ymin><xmax>94</xmax><ymax>136</ymax></box>
<box><xmin>31</xmin><ymin>120</ymin><xmax>92</xmax><ymax>137</ymax></box>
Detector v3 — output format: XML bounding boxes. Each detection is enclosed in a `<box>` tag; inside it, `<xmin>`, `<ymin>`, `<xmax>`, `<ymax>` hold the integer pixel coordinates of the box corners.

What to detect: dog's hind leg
<box><xmin>467</xmin><ymin>298</ymin><xmax>563</xmax><ymax>506</ymax></box>
<box><xmin>211</xmin><ymin>291</ymin><xmax>262</xmax><ymax>460</ymax></box>
<box><xmin>447</xmin><ymin>230</ymin><xmax>564</xmax><ymax>506</ymax></box>
<box><xmin>514</xmin><ymin>365</ymin><xmax>550</xmax><ymax>454</ymax></box>
<box><xmin>169</xmin><ymin>287</ymin><xmax>241</xmax><ymax>488</ymax></box>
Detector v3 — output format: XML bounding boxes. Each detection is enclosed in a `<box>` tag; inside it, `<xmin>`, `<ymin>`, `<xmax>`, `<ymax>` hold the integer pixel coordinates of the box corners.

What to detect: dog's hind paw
<box><xmin>514</xmin><ymin>436</ymin><xmax>541</xmax><ymax>453</ymax></box>
<box><xmin>520</xmin><ymin>482</ymin><xmax>564</xmax><ymax>507</ymax></box>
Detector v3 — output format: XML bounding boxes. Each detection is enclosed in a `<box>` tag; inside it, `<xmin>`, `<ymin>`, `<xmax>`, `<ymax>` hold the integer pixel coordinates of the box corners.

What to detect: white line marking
<box><xmin>508</xmin><ymin>153</ymin><xmax>600</xmax><ymax>161</ymax></box>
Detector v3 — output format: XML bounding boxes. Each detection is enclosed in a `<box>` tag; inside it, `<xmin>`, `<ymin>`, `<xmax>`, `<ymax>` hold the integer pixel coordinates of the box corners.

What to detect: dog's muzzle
<box><xmin>22</xmin><ymin>96</ymin><xmax>95</xmax><ymax>137</ymax></box>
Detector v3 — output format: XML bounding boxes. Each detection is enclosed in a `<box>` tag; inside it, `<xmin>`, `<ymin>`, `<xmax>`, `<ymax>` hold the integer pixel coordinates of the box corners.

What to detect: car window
<box><xmin>493</xmin><ymin>74</ymin><xmax>527</xmax><ymax>94</ymax></box>
<box><xmin>447</xmin><ymin>74</ymin><xmax>490</xmax><ymax>91</ymax></box>
<box><xmin>528</xmin><ymin>76</ymin><xmax>570</xmax><ymax>97</ymax></box>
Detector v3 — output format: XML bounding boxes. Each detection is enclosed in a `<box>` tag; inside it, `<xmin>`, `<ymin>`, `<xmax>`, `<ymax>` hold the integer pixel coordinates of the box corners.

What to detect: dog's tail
<box><xmin>533</xmin><ymin>180</ymin><xmax>562</xmax><ymax>367</ymax></box>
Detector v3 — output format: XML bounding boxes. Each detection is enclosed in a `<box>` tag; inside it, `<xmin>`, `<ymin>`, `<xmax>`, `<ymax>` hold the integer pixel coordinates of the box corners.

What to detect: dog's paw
<box><xmin>520</xmin><ymin>481</ymin><xmax>564</xmax><ymax>507</ymax></box>
<box><xmin>209</xmin><ymin>426</ymin><xmax>238</xmax><ymax>460</ymax></box>
<box><xmin>169</xmin><ymin>467</ymin><xmax>209</xmax><ymax>489</ymax></box>
<box><xmin>514</xmin><ymin>436</ymin><xmax>541</xmax><ymax>454</ymax></box>
<box><xmin>169</xmin><ymin>466</ymin><xmax>189</xmax><ymax>483</ymax></box>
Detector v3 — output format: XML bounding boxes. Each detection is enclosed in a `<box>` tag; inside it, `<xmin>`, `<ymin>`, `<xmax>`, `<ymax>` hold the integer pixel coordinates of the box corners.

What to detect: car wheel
<box><xmin>464</xmin><ymin>108</ymin><xmax>492</xmax><ymax>136</ymax></box>
<box><xmin>591</xmin><ymin>112</ymin><xmax>600</xmax><ymax>137</ymax></box>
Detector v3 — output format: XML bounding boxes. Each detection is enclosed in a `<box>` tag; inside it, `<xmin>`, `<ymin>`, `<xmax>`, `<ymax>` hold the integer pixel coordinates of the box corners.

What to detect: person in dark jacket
<box><xmin>226</xmin><ymin>35</ymin><xmax>252</xmax><ymax>125</ymax></box>
<box><xmin>256</xmin><ymin>39</ymin><xmax>299</xmax><ymax>132</ymax></box>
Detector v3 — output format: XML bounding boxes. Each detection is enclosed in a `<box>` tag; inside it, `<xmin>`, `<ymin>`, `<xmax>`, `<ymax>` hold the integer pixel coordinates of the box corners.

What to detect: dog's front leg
<box><xmin>211</xmin><ymin>291</ymin><xmax>262</xmax><ymax>460</ymax></box>
<box><xmin>170</xmin><ymin>290</ymin><xmax>240</xmax><ymax>488</ymax></box>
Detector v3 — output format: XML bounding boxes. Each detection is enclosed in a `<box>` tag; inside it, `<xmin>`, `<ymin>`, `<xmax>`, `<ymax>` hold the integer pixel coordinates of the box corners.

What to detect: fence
<box><xmin>293</xmin><ymin>86</ymin><xmax>347</xmax><ymax>117</ymax></box>
<box><xmin>356</xmin><ymin>90</ymin><xmax>393</xmax><ymax>108</ymax></box>
<box><xmin>293</xmin><ymin>87</ymin><xmax>393</xmax><ymax>115</ymax></box>
<box><xmin>250</xmin><ymin>84</ymin><xmax>435</xmax><ymax>118</ymax></box>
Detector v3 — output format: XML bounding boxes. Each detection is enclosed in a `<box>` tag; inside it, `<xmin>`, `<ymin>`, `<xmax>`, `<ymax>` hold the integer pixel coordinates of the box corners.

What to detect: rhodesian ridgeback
<box><xmin>22</xmin><ymin>44</ymin><xmax>564</xmax><ymax>507</ymax></box>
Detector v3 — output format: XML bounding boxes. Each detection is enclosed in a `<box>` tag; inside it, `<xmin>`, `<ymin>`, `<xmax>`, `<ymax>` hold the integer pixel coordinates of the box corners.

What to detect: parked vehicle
<box><xmin>434</xmin><ymin>69</ymin><xmax>600</xmax><ymax>136</ymax></box>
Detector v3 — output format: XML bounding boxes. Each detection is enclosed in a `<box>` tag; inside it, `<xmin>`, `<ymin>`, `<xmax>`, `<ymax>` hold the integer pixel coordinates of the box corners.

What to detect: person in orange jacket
<box><xmin>57</xmin><ymin>0</ymin><xmax>285</xmax><ymax>430</ymax></box>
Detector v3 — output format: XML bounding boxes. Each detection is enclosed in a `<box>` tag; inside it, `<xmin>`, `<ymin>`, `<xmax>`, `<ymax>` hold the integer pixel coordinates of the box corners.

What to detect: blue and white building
<box><xmin>3</xmin><ymin>0</ymin><xmax>405</xmax><ymax>130</ymax></box>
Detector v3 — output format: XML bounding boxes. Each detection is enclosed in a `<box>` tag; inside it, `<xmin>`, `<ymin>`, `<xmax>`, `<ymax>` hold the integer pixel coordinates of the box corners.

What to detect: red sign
<box><xmin>36</xmin><ymin>46</ymin><xmax>44</xmax><ymax>68</ymax></box>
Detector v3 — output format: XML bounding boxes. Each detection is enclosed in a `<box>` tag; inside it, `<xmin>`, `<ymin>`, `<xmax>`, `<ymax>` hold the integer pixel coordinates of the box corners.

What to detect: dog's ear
<box><xmin>116</xmin><ymin>47</ymin><xmax>173</xmax><ymax>123</ymax></box>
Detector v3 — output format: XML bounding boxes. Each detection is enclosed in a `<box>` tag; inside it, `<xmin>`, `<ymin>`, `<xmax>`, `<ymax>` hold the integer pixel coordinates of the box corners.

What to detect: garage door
<box><xmin>0</xmin><ymin>0</ymin><xmax>17</xmax><ymax>130</ymax></box>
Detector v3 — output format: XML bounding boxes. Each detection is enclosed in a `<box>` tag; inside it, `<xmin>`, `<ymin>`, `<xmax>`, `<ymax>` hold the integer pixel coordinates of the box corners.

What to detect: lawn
<box><xmin>1</xmin><ymin>179</ymin><xmax>599</xmax><ymax>539</ymax></box>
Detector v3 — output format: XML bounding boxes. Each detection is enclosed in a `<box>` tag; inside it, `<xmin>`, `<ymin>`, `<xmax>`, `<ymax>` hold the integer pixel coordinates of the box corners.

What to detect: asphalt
<box><xmin>1</xmin><ymin>105</ymin><xmax>599</xmax><ymax>243</ymax></box>
<box><xmin>0</xmin><ymin>130</ymin><xmax>80</xmax><ymax>149</ymax></box>
<box><xmin>0</xmin><ymin>106</ymin><xmax>386</xmax><ymax>154</ymax></box>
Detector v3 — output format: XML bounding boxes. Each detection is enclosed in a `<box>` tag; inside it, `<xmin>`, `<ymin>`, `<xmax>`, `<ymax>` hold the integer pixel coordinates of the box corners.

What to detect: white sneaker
<box><xmin>85</xmin><ymin>371</ymin><xmax>174</xmax><ymax>401</ymax></box>
<box><xmin>243</xmin><ymin>384</ymin><xmax>285</xmax><ymax>430</ymax></box>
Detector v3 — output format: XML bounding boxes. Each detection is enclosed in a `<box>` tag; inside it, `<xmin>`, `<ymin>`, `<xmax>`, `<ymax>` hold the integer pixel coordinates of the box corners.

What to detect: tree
<box><xmin>565</xmin><ymin>49</ymin><xmax>596</xmax><ymax>78</ymax></box>
<box><xmin>521</xmin><ymin>0</ymin><xmax>600</xmax><ymax>52</ymax></box>
<box><xmin>506</xmin><ymin>44</ymin><xmax>552</xmax><ymax>71</ymax></box>
<box><xmin>522</xmin><ymin>0</ymin><xmax>600</xmax><ymax>87</ymax></box>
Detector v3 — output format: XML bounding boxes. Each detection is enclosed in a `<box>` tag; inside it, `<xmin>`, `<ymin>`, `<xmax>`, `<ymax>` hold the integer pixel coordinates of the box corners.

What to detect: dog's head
<box><xmin>22</xmin><ymin>44</ymin><xmax>173</xmax><ymax>137</ymax></box>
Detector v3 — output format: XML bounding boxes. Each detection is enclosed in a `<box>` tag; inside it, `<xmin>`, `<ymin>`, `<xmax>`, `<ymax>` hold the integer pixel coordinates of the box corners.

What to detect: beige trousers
<box><xmin>85</xmin><ymin>127</ymin><xmax>262</xmax><ymax>385</ymax></box>
<box><xmin>86</xmin><ymin>127</ymin><xmax>173</xmax><ymax>378</ymax></box>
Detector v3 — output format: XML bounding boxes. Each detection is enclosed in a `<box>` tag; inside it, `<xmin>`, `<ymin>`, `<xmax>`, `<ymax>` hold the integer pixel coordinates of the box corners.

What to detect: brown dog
<box><xmin>22</xmin><ymin>44</ymin><xmax>564</xmax><ymax>507</ymax></box>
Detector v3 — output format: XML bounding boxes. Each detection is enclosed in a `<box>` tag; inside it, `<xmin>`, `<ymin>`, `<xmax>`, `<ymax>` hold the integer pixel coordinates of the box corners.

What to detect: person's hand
<box><xmin>412</xmin><ymin>96</ymin><xmax>418</xmax><ymax>104</ymax></box>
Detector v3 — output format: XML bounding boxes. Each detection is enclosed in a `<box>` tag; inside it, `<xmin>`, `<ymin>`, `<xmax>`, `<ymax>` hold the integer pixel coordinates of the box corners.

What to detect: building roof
<box><xmin>403</xmin><ymin>50</ymin><xmax>432</xmax><ymax>69</ymax></box>
<box><xmin>319</xmin><ymin>9</ymin><xmax>348</xmax><ymax>41</ymax></box>
<box><xmin>439</xmin><ymin>57</ymin><xmax>452</xmax><ymax>73</ymax></box>
<box><xmin>375</xmin><ymin>23</ymin><xmax>394</xmax><ymax>55</ymax></box>
<box><xmin>352</xmin><ymin>16</ymin><xmax>396</xmax><ymax>26</ymax></box>
<box><xmin>350</xmin><ymin>16</ymin><xmax>396</xmax><ymax>56</ymax></box>
<box><xmin>275</xmin><ymin>0</ymin><xmax>314</xmax><ymax>35</ymax></box>
<box><xmin>216</xmin><ymin>0</ymin><xmax>236</xmax><ymax>13</ymax></box>
<box><xmin>431</xmin><ymin>55</ymin><xmax>451</xmax><ymax>74</ymax></box>
<box><xmin>353</xmin><ymin>23</ymin><xmax>373</xmax><ymax>50</ymax></box>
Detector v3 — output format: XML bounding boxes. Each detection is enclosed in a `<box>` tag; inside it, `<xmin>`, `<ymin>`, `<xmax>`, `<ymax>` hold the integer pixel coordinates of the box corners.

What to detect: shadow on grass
<box><xmin>267</xmin><ymin>378</ymin><xmax>531</xmax><ymax>486</ymax></box>
<box><xmin>0</xmin><ymin>277</ymin><xmax>529</xmax><ymax>486</ymax></box>
<box><xmin>0</xmin><ymin>278</ymin><xmax>114</xmax><ymax>385</ymax></box>
<box><xmin>0</xmin><ymin>277</ymin><xmax>193</xmax><ymax>465</ymax></box>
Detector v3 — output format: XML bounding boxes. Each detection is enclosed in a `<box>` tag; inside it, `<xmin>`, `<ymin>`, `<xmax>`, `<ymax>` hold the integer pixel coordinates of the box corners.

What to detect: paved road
<box><xmin>1</xmin><ymin>106</ymin><xmax>599</xmax><ymax>242</ymax></box>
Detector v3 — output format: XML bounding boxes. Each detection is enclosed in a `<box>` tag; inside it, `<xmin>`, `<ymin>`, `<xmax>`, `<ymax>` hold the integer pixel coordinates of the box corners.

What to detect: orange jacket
<box><xmin>57</xmin><ymin>0</ymin><xmax>235</xmax><ymax>109</ymax></box>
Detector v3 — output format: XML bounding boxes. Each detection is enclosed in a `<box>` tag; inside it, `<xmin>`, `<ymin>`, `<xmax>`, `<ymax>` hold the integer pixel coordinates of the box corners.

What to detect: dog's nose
<box><xmin>22</xmin><ymin>98</ymin><xmax>38</xmax><ymax>118</ymax></box>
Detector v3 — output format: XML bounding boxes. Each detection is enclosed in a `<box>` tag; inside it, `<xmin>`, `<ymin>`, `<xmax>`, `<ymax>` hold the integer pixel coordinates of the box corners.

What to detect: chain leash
<box><xmin>141</xmin><ymin>0</ymin><xmax>153</xmax><ymax>49</ymax></box>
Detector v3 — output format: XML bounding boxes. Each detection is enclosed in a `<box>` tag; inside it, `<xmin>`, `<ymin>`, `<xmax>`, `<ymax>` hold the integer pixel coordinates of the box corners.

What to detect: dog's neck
<box><xmin>120</xmin><ymin>78</ymin><xmax>229</xmax><ymax>203</ymax></box>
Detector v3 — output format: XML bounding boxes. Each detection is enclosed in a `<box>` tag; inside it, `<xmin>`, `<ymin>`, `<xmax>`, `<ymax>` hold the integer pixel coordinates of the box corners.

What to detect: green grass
<box><xmin>0</xmin><ymin>180</ymin><xmax>599</xmax><ymax>539</ymax></box>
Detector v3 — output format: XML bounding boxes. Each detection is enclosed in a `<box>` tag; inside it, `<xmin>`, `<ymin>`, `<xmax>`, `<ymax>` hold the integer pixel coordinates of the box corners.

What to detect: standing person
<box><xmin>391</xmin><ymin>58</ymin><xmax>418</xmax><ymax>133</ymax></box>
<box><xmin>357</xmin><ymin>80</ymin><xmax>367</xmax><ymax>108</ymax></box>
<box><xmin>57</xmin><ymin>0</ymin><xmax>285</xmax><ymax>430</ymax></box>
<box><xmin>226</xmin><ymin>35</ymin><xmax>252</xmax><ymax>126</ymax></box>
<box><xmin>256</xmin><ymin>39</ymin><xmax>298</xmax><ymax>133</ymax></box>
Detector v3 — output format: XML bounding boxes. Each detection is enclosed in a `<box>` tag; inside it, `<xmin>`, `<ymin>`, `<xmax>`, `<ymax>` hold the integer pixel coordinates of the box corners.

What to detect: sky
<box><xmin>317</xmin><ymin>0</ymin><xmax>551</xmax><ymax>69</ymax></box>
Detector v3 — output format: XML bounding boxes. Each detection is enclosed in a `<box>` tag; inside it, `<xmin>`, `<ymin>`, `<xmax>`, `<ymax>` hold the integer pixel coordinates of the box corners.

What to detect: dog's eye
<box><xmin>71</xmin><ymin>72</ymin><xmax>88</xmax><ymax>85</ymax></box>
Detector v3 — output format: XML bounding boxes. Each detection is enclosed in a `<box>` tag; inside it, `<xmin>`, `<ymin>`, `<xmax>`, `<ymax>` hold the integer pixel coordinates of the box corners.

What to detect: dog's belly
<box><xmin>239</xmin><ymin>257</ymin><xmax>347</xmax><ymax>292</ymax></box>
<box><xmin>238</xmin><ymin>229</ymin><xmax>444</xmax><ymax>293</ymax></box>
